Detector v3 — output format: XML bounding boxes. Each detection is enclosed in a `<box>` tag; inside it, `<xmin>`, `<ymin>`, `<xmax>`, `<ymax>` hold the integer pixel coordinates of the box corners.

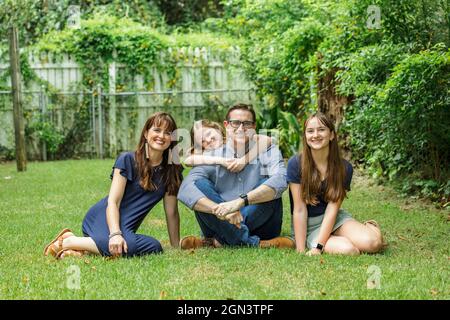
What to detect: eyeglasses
<box><xmin>227</xmin><ymin>119</ymin><xmax>255</xmax><ymax>129</ymax></box>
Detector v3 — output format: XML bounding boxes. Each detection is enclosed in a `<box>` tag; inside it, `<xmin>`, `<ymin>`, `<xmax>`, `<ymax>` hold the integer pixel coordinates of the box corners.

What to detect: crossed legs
<box><xmin>324</xmin><ymin>220</ymin><xmax>385</xmax><ymax>255</ymax></box>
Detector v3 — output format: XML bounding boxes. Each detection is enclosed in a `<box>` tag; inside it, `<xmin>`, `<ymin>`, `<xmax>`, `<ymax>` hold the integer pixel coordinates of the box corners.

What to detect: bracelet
<box><xmin>109</xmin><ymin>231</ymin><xmax>123</xmax><ymax>239</ymax></box>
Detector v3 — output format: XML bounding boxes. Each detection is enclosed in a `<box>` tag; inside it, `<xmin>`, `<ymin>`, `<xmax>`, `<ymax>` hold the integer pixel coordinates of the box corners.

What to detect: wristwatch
<box><xmin>239</xmin><ymin>193</ymin><xmax>249</xmax><ymax>206</ymax></box>
<box><xmin>316</xmin><ymin>243</ymin><xmax>324</xmax><ymax>253</ymax></box>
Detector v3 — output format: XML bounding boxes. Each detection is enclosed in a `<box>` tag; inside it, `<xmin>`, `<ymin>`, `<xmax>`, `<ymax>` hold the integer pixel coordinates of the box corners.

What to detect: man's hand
<box><xmin>223</xmin><ymin>211</ymin><xmax>243</xmax><ymax>228</ymax></box>
<box><xmin>213</xmin><ymin>198</ymin><xmax>245</xmax><ymax>217</ymax></box>
<box><xmin>225</xmin><ymin>158</ymin><xmax>247</xmax><ymax>173</ymax></box>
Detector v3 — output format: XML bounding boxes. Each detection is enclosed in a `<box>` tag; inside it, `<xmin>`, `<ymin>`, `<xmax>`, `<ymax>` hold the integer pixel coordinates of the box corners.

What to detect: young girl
<box><xmin>184</xmin><ymin>119</ymin><xmax>273</xmax><ymax>172</ymax></box>
<box><xmin>287</xmin><ymin>112</ymin><xmax>386</xmax><ymax>256</ymax></box>
<box><xmin>43</xmin><ymin>112</ymin><xmax>183</xmax><ymax>259</ymax></box>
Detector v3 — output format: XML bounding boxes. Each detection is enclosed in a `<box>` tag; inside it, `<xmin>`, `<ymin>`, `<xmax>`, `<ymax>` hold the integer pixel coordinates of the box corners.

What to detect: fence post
<box><xmin>97</xmin><ymin>84</ymin><xmax>103</xmax><ymax>159</ymax></box>
<box><xmin>40</xmin><ymin>85</ymin><xmax>47</xmax><ymax>161</ymax></box>
<box><xmin>108</xmin><ymin>53</ymin><xmax>117</xmax><ymax>158</ymax></box>
<box><xmin>90</xmin><ymin>89</ymin><xmax>96</xmax><ymax>157</ymax></box>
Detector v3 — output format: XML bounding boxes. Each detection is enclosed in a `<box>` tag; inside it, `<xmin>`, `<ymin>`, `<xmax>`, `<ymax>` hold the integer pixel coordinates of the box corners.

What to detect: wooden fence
<box><xmin>0</xmin><ymin>47</ymin><xmax>255</xmax><ymax>159</ymax></box>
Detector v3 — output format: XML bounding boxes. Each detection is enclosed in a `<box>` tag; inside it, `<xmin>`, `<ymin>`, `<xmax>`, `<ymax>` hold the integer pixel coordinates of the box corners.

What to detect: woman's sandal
<box><xmin>56</xmin><ymin>249</ymin><xmax>84</xmax><ymax>260</ymax></box>
<box><xmin>364</xmin><ymin>220</ymin><xmax>389</xmax><ymax>249</ymax></box>
<box><xmin>43</xmin><ymin>228</ymin><xmax>73</xmax><ymax>257</ymax></box>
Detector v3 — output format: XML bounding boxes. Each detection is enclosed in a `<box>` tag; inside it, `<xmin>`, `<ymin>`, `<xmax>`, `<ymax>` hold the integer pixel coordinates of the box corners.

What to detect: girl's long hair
<box><xmin>189</xmin><ymin>119</ymin><xmax>225</xmax><ymax>154</ymax></box>
<box><xmin>135</xmin><ymin>112</ymin><xmax>182</xmax><ymax>196</ymax></box>
<box><xmin>300</xmin><ymin>112</ymin><xmax>346</xmax><ymax>205</ymax></box>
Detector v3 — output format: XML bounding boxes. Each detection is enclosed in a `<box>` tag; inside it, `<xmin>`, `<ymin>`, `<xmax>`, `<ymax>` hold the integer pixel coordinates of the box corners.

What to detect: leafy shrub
<box><xmin>27</xmin><ymin>116</ymin><xmax>64</xmax><ymax>154</ymax></box>
<box><xmin>344</xmin><ymin>45</ymin><xmax>449</xmax><ymax>203</ymax></box>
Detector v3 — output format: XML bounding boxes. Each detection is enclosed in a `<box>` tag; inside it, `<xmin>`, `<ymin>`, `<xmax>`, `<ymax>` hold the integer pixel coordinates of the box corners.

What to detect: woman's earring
<box><xmin>145</xmin><ymin>142</ymin><xmax>149</xmax><ymax>159</ymax></box>
<box><xmin>168</xmin><ymin>148</ymin><xmax>174</xmax><ymax>164</ymax></box>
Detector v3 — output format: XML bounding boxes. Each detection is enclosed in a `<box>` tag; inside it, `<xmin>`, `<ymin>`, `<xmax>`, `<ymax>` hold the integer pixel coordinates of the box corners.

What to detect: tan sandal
<box><xmin>43</xmin><ymin>228</ymin><xmax>73</xmax><ymax>257</ymax></box>
<box><xmin>56</xmin><ymin>249</ymin><xmax>84</xmax><ymax>260</ymax></box>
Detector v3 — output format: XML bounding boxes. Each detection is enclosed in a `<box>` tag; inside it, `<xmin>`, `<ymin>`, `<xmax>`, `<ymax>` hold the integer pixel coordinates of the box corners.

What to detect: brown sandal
<box><xmin>56</xmin><ymin>249</ymin><xmax>84</xmax><ymax>260</ymax></box>
<box><xmin>43</xmin><ymin>228</ymin><xmax>73</xmax><ymax>257</ymax></box>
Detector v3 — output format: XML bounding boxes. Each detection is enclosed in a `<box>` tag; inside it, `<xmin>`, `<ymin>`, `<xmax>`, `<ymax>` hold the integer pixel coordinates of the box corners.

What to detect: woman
<box><xmin>287</xmin><ymin>112</ymin><xmax>386</xmax><ymax>256</ymax></box>
<box><xmin>44</xmin><ymin>112</ymin><xmax>183</xmax><ymax>259</ymax></box>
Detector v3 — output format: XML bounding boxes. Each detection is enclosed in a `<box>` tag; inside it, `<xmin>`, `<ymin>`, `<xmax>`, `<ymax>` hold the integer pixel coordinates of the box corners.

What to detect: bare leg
<box><xmin>62</xmin><ymin>236</ymin><xmax>100</xmax><ymax>255</ymax></box>
<box><xmin>323</xmin><ymin>235</ymin><xmax>360</xmax><ymax>255</ymax></box>
<box><xmin>333</xmin><ymin>220</ymin><xmax>384</xmax><ymax>253</ymax></box>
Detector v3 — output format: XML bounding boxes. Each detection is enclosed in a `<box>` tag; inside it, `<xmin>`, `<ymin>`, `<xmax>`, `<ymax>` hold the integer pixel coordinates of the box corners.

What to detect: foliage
<box><xmin>27</xmin><ymin>116</ymin><xmax>64</xmax><ymax>154</ymax></box>
<box><xmin>342</xmin><ymin>46</ymin><xmax>450</xmax><ymax>204</ymax></box>
<box><xmin>0</xmin><ymin>0</ymin><xmax>166</xmax><ymax>47</ymax></box>
<box><xmin>155</xmin><ymin>0</ymin><xmax>224</xmax><ymax>27</ymax></box>
<box><xmin>254</xmin><ymin>104</ymin><xmax>302</xmax><ymax>158</ymax></box>
<box><xmin>214</xmin><ymin>0</ymin><xmax>450</xmax><ymax>202</ymax></box>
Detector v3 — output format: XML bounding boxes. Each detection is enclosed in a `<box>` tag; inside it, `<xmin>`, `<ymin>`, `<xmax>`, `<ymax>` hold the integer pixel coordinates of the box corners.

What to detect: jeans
<box><xmin>194</xmin><ymin>178</ymin><xmax>283</xmax><ymax>246</ymax></box>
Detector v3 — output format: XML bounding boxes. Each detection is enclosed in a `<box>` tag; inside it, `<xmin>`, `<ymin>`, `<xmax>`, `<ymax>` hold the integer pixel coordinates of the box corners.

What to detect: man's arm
<box><xmin>259</xmin><ymin>144</ymin><xmax>288</xmax><ymax>199</ymax></box>
<box><xmin>177</xmin><ymin>165</ymin><xmax>215</xmax><ymax>210</ymax></box>
<box><xmin>192</xmin><ymin>196</ymin><xmax>219</xmax><ymax>214</ymax></box>
<box><xmin>214</xmin><ymin>145</ymin><xmax>287</xmax><ymax>216</ymax></box>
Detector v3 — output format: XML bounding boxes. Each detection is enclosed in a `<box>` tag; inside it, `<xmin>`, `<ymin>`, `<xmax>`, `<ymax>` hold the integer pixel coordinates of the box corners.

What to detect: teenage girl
<box><xmin>287</xmin><ymin>112</ymin><xmax>386</xmax><ymax>256</ymax></box>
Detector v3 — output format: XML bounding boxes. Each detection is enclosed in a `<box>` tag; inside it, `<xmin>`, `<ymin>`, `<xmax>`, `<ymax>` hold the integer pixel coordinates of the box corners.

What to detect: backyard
<box><xmin>0</xmin><ymin>159</ymin><xmax>448</xmax><ymax>299</ymax></box>
<box><xmin>0</xmin><ymin>0</ymin><xmax>449</xmax><ymax>302</ymax></box>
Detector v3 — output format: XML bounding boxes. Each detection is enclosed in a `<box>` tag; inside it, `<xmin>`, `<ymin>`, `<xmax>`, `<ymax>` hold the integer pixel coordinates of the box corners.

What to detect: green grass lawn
<box><xmin>0</xmin><ymin>159</ymin><xmax>448</xmax><ymax>299</ymax></box>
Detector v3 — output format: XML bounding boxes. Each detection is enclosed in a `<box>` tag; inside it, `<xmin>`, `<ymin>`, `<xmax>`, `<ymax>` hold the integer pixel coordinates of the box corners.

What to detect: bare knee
<box><xmin>326</xmin><ymin>239</ymin><xmax>360</xmax><ymax>256</ymax></box>
<box><xmin>358</xmin><ymin>233</ymin><xmax>384</xmax><ymax>253</ymax></box>
<box><xmin>340</xmin><ymin>242</ymin><xmax>360</xmax><ymax>256</ymax></box>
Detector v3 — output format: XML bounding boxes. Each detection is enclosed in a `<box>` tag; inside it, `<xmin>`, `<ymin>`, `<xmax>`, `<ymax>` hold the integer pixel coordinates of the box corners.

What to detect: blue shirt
<box><xmin>177</xmin><ymin>143</ymin><xmax>287</xmax><ymax>209</ymax></box>
<box><xmin>286</xmin><ymin>154</ymin><xmax>353</xmax><ymax>217</ymax></box>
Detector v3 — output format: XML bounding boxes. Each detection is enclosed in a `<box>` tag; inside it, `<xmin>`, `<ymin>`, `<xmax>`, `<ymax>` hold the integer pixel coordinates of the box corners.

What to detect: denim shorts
<box><xmin>292</xmin><ymin>209</ymin><xmax>354</xmax><ymax>249</ymax></box>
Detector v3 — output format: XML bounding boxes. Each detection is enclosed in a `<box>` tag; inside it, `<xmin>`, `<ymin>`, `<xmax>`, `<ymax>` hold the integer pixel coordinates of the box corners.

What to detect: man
<box><xmin>177</xmin><ymin>103</ymin><xmax>294</xmax><ymax>249</ymax></box>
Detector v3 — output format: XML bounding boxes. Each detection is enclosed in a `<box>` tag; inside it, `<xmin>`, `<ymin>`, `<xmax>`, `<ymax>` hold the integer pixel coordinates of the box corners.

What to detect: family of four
<box><xmin>43</xmin><ymin>103</ymin><xmax>386</xmax><ymax>259</ymax></box>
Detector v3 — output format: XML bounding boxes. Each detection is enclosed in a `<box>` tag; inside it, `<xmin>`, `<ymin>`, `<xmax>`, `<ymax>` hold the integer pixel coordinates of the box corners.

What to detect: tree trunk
<box><xmin>316</xmin><ymin>67</ymin><xmax>350</xmax><ymax>129</ymax></box>
<box><xmin>8</xmin><ymin>27</ymin><xmax>27</xmax><ymax>171</ymax></box>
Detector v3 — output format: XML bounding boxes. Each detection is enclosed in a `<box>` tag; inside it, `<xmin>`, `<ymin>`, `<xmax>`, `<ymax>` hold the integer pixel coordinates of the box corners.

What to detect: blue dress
<box><xmin>82</xmin><ymin>152</ymin><xmax>176</xmax><ymax>257</ymax></box>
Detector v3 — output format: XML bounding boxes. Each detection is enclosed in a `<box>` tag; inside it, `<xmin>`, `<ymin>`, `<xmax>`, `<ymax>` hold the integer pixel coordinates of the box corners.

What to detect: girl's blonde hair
<box><xmin>190</xmin><ymin>119</ymin><xmax>225</xmax><ymax>154</ymax></box>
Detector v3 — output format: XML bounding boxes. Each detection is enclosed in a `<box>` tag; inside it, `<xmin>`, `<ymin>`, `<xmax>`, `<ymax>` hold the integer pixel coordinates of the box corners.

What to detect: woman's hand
<box><xmin>225</xmin><ymin>158</ymin><xmax>247</xmax><ymax>173</ymax></box>
<box><xmin>306</xmin><ymin>248</ymin><xmax>322</xmax><ymax>256</ymax></box>
<box><xmin>109</xmin><ymin>234</ymin><xmax>128</xmax><ymax>257</ymax></box>
<box><xmin>296</xmin><ymin>247</ymin><xmax>306</xmax><ymax>254</ymax></box>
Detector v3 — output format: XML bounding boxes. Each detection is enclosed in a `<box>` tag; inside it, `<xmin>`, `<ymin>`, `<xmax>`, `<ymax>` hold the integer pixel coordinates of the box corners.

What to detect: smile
<box><xmin>153</xmin><ymin>139</ymin><xmax>166</xmax><ymax>145</ymax></box>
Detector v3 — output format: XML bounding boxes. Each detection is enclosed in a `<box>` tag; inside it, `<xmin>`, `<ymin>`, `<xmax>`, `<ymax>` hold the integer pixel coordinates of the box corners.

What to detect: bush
<box><xmin>344</xmin><ymin>45</ymin><xmax>450</xmax><ymax>203</ymax></box>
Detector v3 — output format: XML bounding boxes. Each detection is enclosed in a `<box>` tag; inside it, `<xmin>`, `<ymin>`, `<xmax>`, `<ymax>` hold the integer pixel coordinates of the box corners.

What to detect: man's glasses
<box><xmin>227</xmin><ymin>119</ymin><xmax>255</xmax><ymax>129</ymax></box>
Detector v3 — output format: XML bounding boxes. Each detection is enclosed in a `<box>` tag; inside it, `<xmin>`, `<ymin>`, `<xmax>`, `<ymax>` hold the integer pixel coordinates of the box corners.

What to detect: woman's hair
<box><xmin>190</xmin><ymin>119</ymin><xmax>225</xmax><ymax>154</ymax></box>
<box><xmin>135</xmin><ymin>112</ymin><xmax>182</xmax><ymax>196</ymax></box>
<box><xmin>300</xmin><ymin>112</ymin><xmax>346</xmax><ymax>205</ymax></box>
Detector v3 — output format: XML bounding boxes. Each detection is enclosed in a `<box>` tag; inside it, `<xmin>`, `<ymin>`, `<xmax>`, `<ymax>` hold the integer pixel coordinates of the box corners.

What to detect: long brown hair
<box><xmin>135</xmin><ymin>112</ymin><xmax>182</xmax><ymax>196</ymax></box>
<box><xmin>189</xmin><ymin>119</ymin><xmax>225</xmax><ymax>154</ymax></box>
<box><xmin>300</xmin><ymin>112</ymin><xmax>346</xmax><ymax>205</ymax></box>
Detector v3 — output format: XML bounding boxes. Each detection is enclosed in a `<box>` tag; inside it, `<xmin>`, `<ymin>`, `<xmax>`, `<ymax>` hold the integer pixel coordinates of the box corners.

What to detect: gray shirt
<box><xmin>177</xmin><ymin>142</ymin><xmax>287</xmax><ymax>209</ymax></box>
